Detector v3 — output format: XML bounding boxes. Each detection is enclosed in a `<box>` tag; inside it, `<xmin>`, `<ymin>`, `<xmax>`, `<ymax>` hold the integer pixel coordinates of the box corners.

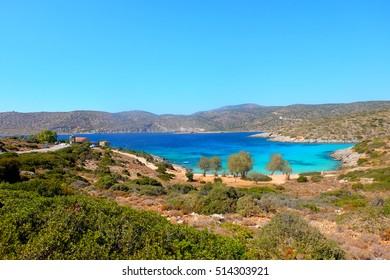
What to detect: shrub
<box><xmin>194</xmin><ymin>184</ymin><xmax>239</xmax><ymax>215</ymax></box>
<box><xmin>247</xmin><ymin>172</ymin><xmax>272</xmax><ymax>183</ymax></box>
<box><xmin>168</xmin><ymin>184</ymin><xmax>196</xmax><ymax>194</ymax></box>
<box><xmin>337</xmin><ymin>206</ymin><xmax>390</xmax><ymax>234</ymax></box>
<box><xmin>297</xmin><ymin>175</ymin><xmax>308</xmax><ymax>183</ymax></box>
<box><xmin>157</xmin><ymin>173</ymin><xmax>175</xmax><ymax>181</ymax></box>
<box><xmin>238</xmin><ymin>186</ymin><xmax>276</xmax><ymax>199</ymax></box>
<box><xmin>253</xmin><ymin>212</ymin><xmax>345</xmax><ymax>259</ymax></box>
<box><xmin>110</xmin><ymin>184</ymin><xmax>130</xmax><ymax>192</ymax></box>
<box><xmin>137</xmin><ymin>185</ymin><xmax>167</xmax><ymax>196</ymax></box>
<box><xmin>185</xmin><ymin>170</ymin><xmax>194</xmax><ymax>182</ymax></box>
<box><xmin>351</xmin><ymin>183</ymin><xmax>364</xmax><ymax>191</ymax></box>
<box><xmin>165</xmin><ymin>193</ymin><xmax>197</xmax><ymax>213</ymax></box>
<box><xmin>236</xmin><ymin>195</ymin><xmax>262</xmax><ymax>217</ymax></box>
<box><xmin>311</xmin><ymin>175</ymin><xmax>323</xmax><ymax>183</ymax></box>
<box><xmin>0</xmin><ymin>191</ymin><xmax>248</xmax><ymax>260</ymax></box>
<box><xmin>299</xmin><ymin>172</ymin><xmax>321</xmax><ymax>176</ymax></box>
<box><xmin>214</xmin><ymin>177</ymin><xmax>222</xmax><ymax>183</ymax></box>
<box><xmin>131</xmin><ymin>176</ymin><xmax>162</xmax><ymax>186</ymax></box>
<box><xmin>97</xmin><ymin>174</ymin><xmax>117</xmax><ymax>189</ymax></box>
<box><xmin>321</xmin><ymin>189</ymin><xmax>367</xmax><ymax>208</ymax></box>
<box><xmin>0</xmin><ymin>158</ymin><xmax>21</xmax><ymax>183</ymax></box>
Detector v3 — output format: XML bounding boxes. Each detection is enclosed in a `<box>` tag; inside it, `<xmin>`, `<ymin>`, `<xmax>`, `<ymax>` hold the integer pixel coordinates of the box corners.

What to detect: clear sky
<box><xmin>0</xmin><ymin>0</ymin><xmax>389</xmax><ymax>114</ymax></box>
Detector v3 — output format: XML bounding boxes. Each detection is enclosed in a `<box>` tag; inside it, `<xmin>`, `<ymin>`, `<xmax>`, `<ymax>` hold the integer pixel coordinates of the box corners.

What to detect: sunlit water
<box><xmin>59</xmin><ymin>132</ymin><xmax>354</xmax><ymax>174</ymax></box>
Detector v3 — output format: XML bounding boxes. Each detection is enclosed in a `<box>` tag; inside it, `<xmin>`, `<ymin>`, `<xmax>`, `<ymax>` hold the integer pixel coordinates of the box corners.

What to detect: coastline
<box><xmin>249</xmin><ymin>132</ymin><xmax>358</xmax><ymax>144</ymax></box>
<box><xmin>250</xmin><ymin>132</ymin><xmax>361</xmax><ymax>169</ymax></box>
<box><xmin>330</xmin><ymin>147</ymin><xmax>361</xmax><ymax>167</ymax></box>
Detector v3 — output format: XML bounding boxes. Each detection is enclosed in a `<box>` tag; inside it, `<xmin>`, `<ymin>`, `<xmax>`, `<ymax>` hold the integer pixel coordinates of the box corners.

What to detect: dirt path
<box><xmin>15</xmin><ymin>144</ymin><xmax>70</xmax><ymax>154</ymax></box>
<box><xmin>112</xmin><ymin>150</ymin><xmax>158</xmax><ymax>170</ymax></box>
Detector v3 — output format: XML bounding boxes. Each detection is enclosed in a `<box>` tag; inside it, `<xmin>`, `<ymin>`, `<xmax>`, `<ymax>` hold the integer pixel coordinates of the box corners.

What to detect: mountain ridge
<box><xmin>1</xmin><ymin>101</ymin><xmax>390</xmax><ymax>138</ymax></box>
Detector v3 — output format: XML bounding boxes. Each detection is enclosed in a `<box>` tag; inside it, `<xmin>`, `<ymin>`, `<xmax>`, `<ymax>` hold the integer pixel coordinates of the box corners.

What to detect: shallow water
<box><xmin>59</xmin><ymin>132</ymin><xmax>354</xmax><ymax>174</ymax></box>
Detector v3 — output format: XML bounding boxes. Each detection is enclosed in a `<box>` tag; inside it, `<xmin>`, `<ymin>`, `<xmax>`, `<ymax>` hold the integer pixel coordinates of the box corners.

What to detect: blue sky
<box><xmin>0</xmin><ymin>0</ymin><xmax>389</xmax><ymax>114</ymax></box>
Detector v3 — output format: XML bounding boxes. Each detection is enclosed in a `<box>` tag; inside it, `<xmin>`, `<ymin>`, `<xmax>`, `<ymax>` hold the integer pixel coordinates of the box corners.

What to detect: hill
<box><xmin>1</xmin><ymin>101</ymin><xmax>390</xmax><ymax>139</ymax></box>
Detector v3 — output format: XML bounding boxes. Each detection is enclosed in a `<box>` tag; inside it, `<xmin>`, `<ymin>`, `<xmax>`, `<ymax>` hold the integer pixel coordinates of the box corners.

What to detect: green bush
<box><xmin>238</xmin><ymin>186</ymin><xmax>276</xmax><ymax>199</ymax></box>
<box><xmin>351</xmin><ymin>183</ymin><xmax>364</xmax><ymax>191</ymax></box>
<box><xmin>194</xmin><ymin>184</ymin><xmax>239</xmax><ymax>215</ymax></box>
<box><xmin>214</xmin><ymin>177</ymin><xmax>222</xmax><ymax>183</ymax></box>
<box><xmin>137</xmin><ymin>185</ymin><xmax>167</xmax><ymax>196</ymax></box>
<box><xmin>337</xmin><ymin>206</ymin><xmax>390</xmax><ymax>234</ymax></box>
<box><xmin>236</xmin><ymin>195</ymin><xmax>262</xmax><ymax>217</ymax></box>
<box><xmin>165</xmin><ymin>193</ymin><xmax>197</xmax><ymax>213</ymax></box>
<box><xmin>97</xmin><ymin>175</ymin><xmax>117</xmax><ymax>189</ymax></box>
<box><xmin>168</xmin><ymin>184</ymin><xmax>196</xmax><ymax>194</ymax></box>
<box><xmin>253</xmin><ymin>212</ymin><xmax>345</xmax><ymax>260</ymax></box>
<box><xmin>311</xmin><ymin>175</ymin><xmax>323</xmax><ymax>183</ymax></box>
<box><xmin>299</xmin><ymin>172</ymin><xmax>321</xmax><ymax>176</ymax></box>
<box><xmin>131</xmin><ymin>176</ymin><xmax>162</xmax><ymax>186</ymax></box>
<box><xmin>157</xmin><ymin>173</ymin><xmax>175</xmax><ymax>181</ymax></box>
<box><xmin>321</xmin><ymin>189</ymin><xmax>367</xmax><ymax>208</ymax></box>
<box><xmin>0</xmin><ymin>190</ymin><xmax>247</xmax><ymax>260</ymax></box>
<box><xmin>297</xmin><ymin>175</ymin><xmax>308</xmax><ymax>183</ymax></box>
<box><xmin>0</xmin><ymin>158</ymin><xmax>21</xmax><ymax>183</ymax></box>
<box><xmin>246</xmin><ymin>172</ymin><xmax>272</xmax><ymax>183</ymax></box>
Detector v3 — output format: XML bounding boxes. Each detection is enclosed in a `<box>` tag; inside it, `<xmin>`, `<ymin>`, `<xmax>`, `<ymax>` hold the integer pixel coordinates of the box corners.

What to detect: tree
<box><xmin>198</xmin><ymin>157</ymin><xmax>211</xmax><ymax>177</ymax></box>
<box><xmin>266</xmin><ymin>154</ymin><xmax>283</xmax><ymax>175</ymax></box>
<box><xmin>227</xmin><ymin>150</ymin><xmax>254</xmax><ymax>178</ymax></box>
<box><xmin>281</xmin><ymin>160</ymin><xmax>292</xmax><ymax>180</ymax></box>
<box><xmin>210</xmin><ymin>156</ymin><xmax>222</xmax><ymax>176</ymax></box>
<box><xmin>30</xmin><ymin>130</ymin><xmax>58</xmax><ymax>144</ymax></box>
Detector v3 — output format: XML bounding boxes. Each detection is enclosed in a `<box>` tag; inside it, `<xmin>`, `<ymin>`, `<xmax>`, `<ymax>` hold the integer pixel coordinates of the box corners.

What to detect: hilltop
<box><xmin>1</xmin><ymin>101</ymin><xmax>389</xmax><ymax>140</ymax></box>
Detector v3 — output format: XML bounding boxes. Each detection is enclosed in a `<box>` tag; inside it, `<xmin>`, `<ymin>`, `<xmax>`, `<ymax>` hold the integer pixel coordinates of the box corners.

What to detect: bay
<box><xmin>59</xmin><ymin>132</ymin><xmax>354</xmax><ymax>174</ymax></box>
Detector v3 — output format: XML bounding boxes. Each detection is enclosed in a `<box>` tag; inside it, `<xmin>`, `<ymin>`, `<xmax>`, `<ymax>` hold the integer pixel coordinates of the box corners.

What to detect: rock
<box><xmin>331</xmin><ymin>147</ymin><xmax>361</xmax><ymax>167</ymax></box>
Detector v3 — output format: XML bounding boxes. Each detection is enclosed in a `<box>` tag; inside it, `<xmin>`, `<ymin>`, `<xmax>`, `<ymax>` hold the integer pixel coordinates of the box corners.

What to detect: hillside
<box><xmin>1</xmin><ymin>137</ymin><xmax>389</xmax><ymax>259</ymax></box>
<box><xmin>260</xmin><ymin>109</ymin><xmax>390</xmax><ymax>143</ymax></box>
<box><xmin>1</xmin><ymin>101</ymin><xmax>390</xmax><ymax>138</ymax></box>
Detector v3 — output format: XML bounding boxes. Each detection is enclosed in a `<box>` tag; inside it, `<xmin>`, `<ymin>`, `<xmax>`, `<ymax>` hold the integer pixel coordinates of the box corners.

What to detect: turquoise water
<box><xmin>59</xmin><ymin>132</ymin><xmax>354</xmax><ymax>174</ymax></box>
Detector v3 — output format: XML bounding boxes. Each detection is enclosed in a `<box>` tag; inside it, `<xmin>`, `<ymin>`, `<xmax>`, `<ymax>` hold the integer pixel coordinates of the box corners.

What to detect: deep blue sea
<box><xmin>59</xmin><ymin>132</ymin><xmax>354</xmax><ymax>174</ymax></box>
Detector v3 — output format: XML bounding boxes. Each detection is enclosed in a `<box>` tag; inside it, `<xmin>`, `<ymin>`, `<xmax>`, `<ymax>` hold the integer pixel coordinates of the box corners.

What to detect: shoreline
<box><xmin>249</xmin><ymin>132</ymin><xmax>358</xmax><ymax>144</ymax></box>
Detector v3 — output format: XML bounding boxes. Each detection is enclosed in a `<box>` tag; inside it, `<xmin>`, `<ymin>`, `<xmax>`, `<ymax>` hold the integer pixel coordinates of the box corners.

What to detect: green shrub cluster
<box><xmin>297</xmin><ymin>175</ymin><xmax>308</xmax><ymax>183</ymax></box>
<box><xmin>253</xmin><ymin>212</ymin><xmax>345</xmax><ymax>260</ymax></box>
<box><xmin>0</xmin><ymin>189</ymin><xmax>247</xmax><ymax>260</ymax></box>
<box><xmin>337</xmin><ymin>206</ymin><xmax>390</xmax><ymax>234</ymax></box>
<box><xmin>321</xmin><ymin>189</ymin><xmax>367</xmax><ymax>208</ymax></box>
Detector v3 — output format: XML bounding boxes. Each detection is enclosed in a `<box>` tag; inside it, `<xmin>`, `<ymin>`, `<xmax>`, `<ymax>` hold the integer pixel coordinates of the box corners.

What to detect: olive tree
<box><xmin>198</xmin><ymin>157</ymin><xmax>211</xmax><ymax>177</ymax></box>
<box><xmin>227</xmin><ymin>150</ymin><xmax>254</xmax><ymax>178</ymax></box>
<box><xmin>210</xmin><ymin>156</ymin><xmax>222</xmax><ymax>176</ymax></box>
<box><xmin>266</xmin><ymin>153</ymin><xmax>292</xmax><ymax>178</ymax></box>
<box><xmin>30</xmin><ymin>130</ymin><xmax>58</xmax><ymax>144</ymax></box>
<box><xmin>266</xmin><ymin>153</ymin><xmax>283</xmax><ymax>175</ymax></box>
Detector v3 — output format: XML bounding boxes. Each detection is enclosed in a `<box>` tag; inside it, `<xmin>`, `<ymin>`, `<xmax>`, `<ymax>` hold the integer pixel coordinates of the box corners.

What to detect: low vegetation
<box><xmin>1</xmin><ymin>133</ymin><xmax>389</xmax><ymax>260</ymax></box>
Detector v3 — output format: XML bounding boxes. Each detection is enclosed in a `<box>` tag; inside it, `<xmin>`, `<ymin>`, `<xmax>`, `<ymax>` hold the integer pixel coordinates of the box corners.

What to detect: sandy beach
<box><xmin>192</xmin><ymin>173</ymin><xmax>299</xmax><ymax>186</ymax></box>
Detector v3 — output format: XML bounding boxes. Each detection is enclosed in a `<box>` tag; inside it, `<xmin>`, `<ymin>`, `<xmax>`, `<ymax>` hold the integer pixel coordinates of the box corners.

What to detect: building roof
<box><xmin>74</xmin><ymin>137</ymin><xmax>89</xmax><ymax>142</ymax></box>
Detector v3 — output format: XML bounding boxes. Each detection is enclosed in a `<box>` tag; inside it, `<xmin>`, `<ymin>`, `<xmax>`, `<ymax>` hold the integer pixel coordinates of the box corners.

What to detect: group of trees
<box><xmin>266</xmin><ymin>153</ymin><xmax>292</xmax><ymax>179</ymax></box>
<box><xmin>29</xmin><ymin>130</ymin><xmax>58</xmax><ymax>144</ymax></box>
<box><xmin>197</xmin><ymin>151</ymin><xmax>292</xmax><ymax>179</ymax></box>
<box><xmin>198</xmin><ymin>156</ymin><xmax>222</xmax><ymax>176</ymax></box>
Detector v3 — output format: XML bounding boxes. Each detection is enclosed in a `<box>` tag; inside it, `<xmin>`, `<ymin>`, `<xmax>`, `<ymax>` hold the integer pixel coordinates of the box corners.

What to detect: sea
<box><xmin>59</xmin><ymin>132</ymin><xmax>354</xmax><ymax>174</ymax></box>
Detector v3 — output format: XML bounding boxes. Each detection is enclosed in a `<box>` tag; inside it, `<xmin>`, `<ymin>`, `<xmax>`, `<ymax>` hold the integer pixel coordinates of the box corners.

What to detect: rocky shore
<box><xmin>249</xmin><ymin>132</ymin><xmax>356</xmax><ymax>143</ymax></box>
<box><xmin>330</xmin><ymin>147</ymin><xmax>361</xmax><ymax>167</ymax></box>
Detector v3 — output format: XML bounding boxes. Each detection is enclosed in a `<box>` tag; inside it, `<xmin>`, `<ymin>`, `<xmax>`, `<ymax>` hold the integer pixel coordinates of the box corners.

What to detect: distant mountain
<box><xmin>1</xmin><ymin>101</ymin><xmax>390</xmax><ymax>140</ymax></box>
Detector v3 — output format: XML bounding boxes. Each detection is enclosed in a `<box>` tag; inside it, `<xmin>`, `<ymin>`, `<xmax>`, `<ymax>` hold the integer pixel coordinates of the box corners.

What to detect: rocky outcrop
<box><xmin>249</xmin><ymin>133</ymin><xmax>355</xmax><ymax>143</ymax></box>
<box><xmin>331</xmin><ymin>147</ymin><xmax>361</xmax><ymax>167</ymax></box>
